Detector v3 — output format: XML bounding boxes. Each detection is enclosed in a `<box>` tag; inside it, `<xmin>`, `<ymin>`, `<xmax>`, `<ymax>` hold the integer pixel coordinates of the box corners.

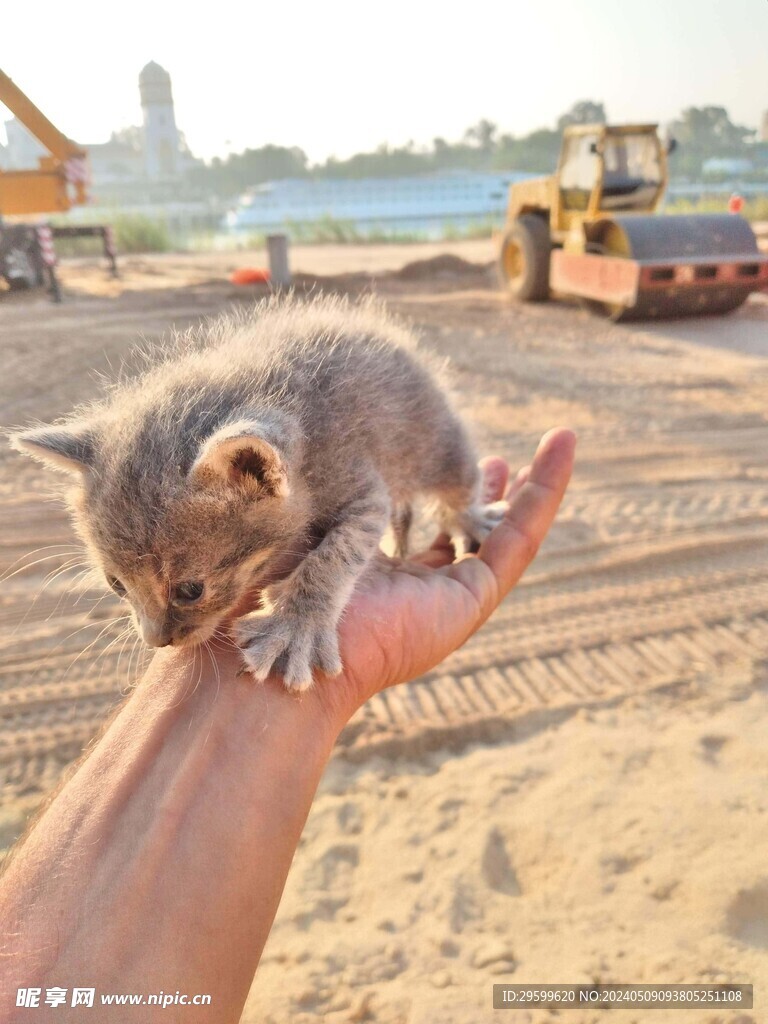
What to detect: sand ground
<box><xmin>1</xmin><ymin>240</ymin><xmax>767</xmax><ymax>1023</ymax></box>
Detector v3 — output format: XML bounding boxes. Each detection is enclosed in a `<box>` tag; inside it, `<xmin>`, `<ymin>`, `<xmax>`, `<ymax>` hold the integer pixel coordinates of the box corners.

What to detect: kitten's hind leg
<box><xmin>436</xmin><ymin>494</ymin><xmax>507</xmax><ymax>558</ymax></box>
<box><xmin>428</xmin><ymin>443</ymin><xmax>506</xmax><ymax>558</ymax></box>
<box><xmin>391</xmin><ymin>502</ymin><xmax>413</xmax><ymax>559</ymax></box>
<box><xmin>451</xmin><ymin>500</ymin><xmax>508</xmax><ymax>556</ymax></box>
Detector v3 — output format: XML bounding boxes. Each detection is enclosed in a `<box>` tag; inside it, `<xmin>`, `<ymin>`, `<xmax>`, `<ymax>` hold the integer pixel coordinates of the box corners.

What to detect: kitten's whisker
<box><xmin>127</xmin><ymin>634</ymin><xmax>145</xmax><ymax>690</ymax></box>
<box><xmin>95</xmin><ymin>622</ymin><xmax>134</xmax><ymax>693</ymax></box>
<box><xmin>199</xmin><ymin>642</ymin><xmax>222</xmax><ymax>747</ymax></box>
<box><xmin>8</xmin><ymin>560</ymin><xmax>90</xmax><ymax>638</ymax></box>
<box><xmin>203</xmin><ymin>639</ymin><xmax>222</xmax><ymax>702</ymax></box>
<box><xmin>32</xmin><ymin>557</ymin><xmax>89</xmax><ymax>600</ymax></box>
<box><xmin>55</xmin><ymin>618</ymin><xmax>117</xmax><ymax>648</ymax></box>
<box><xmin>166</xmin><ymin>642</ymin><xmax>203</xmax><ymax>710</ymax></box>
<box><xmin>60</xmin><ymin>617</ymin><xmax>125</xmax><ymax>683</ymax></box>
<box><xmin>72</xmin><ymin>590</ymin><xmax>113</xmax><ymax>621</ymax></box>
<box><xmin>207</xmin><ymin>626</ymin><xmax>240</xmax><ymax>659</ymax></box>
<box><xmin>207</xmin><ymin>638</ymin><xmax>236</xmax><ymax>656</ymax></box>
<box><xmin>210</xmin><ymin>628</ymin><xmax>239</xmax><ymax>652</ymax></box>
<box><xmin>124</xmin><ymin>634</ymin><xmax>137</xmax><ymax>690</ymax></box>
<box><xmin>97</xmin><ymin>619</ymin><xmax>132</xmax><ymax>660</ymax></box>
<box><xmin>114</xmin><ymin>623</ymin><xmax>137</xmax><ymax>692</ymax></box>
<box><xmin>133</xmin><ymin>637</ymin><xmax>149</xmax><ymax>689</ymax></box>
<box><xmin>99</xmin><ymin>630</ymin><xmax>133</xmax><ymax>677</ymax></box>
<box><xmin>3</xmin><ymin>558</ymin><xmax>85</xmax><ymax>632</ymax></box>
<box><xmin>195</xmin><ymin>644</ymin><xmax>205</xmax><ymax>700</ymax></box>
<box><xmin>41</xmin><ymin>616</ymin><xmax>127</xmax><ymax>676</ymax></box>
<box><xmin>70</xmin><ymin>569</ymin><xmax>107</xmax><ymax>607</ymax></box>
<box><xmin>43</xmin><ymin>566</ymin><xmax>95</xmax><ymax>622</ymax></box>
<box><xmin>0</xmin><ymin>547</ymin><xmax>81</xmax><ymax>587</ymax></box>
<box><xmin>40</xmin><ymin>556</ymin><xmax>86</xmax><ymax>583</ymax></box>
<box><xmin>32</xmin><ymin>620</ymin><xmax>107</xmax><ymax>665</ymax></box>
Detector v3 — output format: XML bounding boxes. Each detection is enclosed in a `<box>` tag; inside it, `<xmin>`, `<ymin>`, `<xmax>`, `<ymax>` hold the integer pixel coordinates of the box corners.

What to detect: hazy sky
<box><xmin>3</xmin><ymin>0</ymin><xmax>767</xmax><ymax>163</ymax></box>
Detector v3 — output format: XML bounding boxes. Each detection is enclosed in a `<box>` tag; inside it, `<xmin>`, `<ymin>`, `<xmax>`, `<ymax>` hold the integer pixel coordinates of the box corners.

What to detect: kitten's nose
<box><xmin>146</xmin><ymin>635</ymin><xmax>172</xmax><ymax>648</ymax></box>
<box><xmin>141</xmin><ymin>621</ymin><xmax>174</xmax><ymax>648</ymax></box>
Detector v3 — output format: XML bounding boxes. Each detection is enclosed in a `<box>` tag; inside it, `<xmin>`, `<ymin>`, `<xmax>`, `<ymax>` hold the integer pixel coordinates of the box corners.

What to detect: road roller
<box><xmin>497</xmin><ymin>123</ymin><xmax>768</xmax><ymax>319</ymax></box>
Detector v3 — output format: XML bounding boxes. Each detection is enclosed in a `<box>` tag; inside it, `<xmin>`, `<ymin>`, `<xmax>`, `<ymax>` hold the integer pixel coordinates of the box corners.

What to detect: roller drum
<box><xmin>599</xmin><ymin>213</ymin><xmax>758</xmax><ymax>259</ymax></box>
<box><xmin>588</xmin><ymin>213</ymin><xmax>760</xmax><ymax>319</ymax></box>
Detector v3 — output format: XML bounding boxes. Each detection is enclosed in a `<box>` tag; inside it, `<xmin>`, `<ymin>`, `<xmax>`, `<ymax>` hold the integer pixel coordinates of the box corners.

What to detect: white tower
<box><xmin>139</xmin><ymin>62</ymin><xmax>180</xmax><ymax>179</ymax></box>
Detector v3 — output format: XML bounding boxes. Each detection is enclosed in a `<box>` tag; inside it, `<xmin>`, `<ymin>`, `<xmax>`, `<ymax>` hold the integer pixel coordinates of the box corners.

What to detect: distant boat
<box><xmin>224</xmin><ymin>170</ymin><xmax>768</xmax><ymax>239</ymax></box>
<box><xmin>224</xmin><ymin>170</ymin><xmax>532</xmax><ymax>237</ymax></box>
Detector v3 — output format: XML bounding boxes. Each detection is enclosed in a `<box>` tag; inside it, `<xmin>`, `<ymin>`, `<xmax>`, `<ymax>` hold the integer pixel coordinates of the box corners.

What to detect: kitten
<box><xmin>10</xmin><ymin>295</ymin><xmax>504</xmax><ymax>691</ymax></box>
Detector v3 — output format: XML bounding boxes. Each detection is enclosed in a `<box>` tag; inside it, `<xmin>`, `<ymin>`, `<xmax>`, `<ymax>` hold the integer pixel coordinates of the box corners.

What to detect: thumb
<box><xmin>478</xmin><ymin>428</ymin><xmax>575</xmax><ymax>599</ymax></box>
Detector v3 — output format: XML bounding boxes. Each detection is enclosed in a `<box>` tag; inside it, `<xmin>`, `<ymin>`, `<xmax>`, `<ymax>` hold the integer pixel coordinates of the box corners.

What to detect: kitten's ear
<box><xmin>9</xmin><ymin>422</ymin><xmax>96</xmax><ymax>475</ymax></box>
<box><xmin>190</xmin><ymin>421</ymin><xmax>289</xmax><ymax>497</ymax></box>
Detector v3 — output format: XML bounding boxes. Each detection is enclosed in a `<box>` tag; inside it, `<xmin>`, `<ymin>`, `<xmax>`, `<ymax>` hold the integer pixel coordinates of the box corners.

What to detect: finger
<box><xmin>427</xmin><ymin>531</ymin><xmax>453</xmax><ymax>554</ymax></box>
<box><xmin>505</xmin><ymin>464</ymin><xmax>531</xmax><ymax>501</ymax></box>
<box><xmin>412</xmin><ymin>537</ymin><xmax>455</xmax><ymax>568</ymax></box>
<box><xmin>479</xmin><ymin>456</ymin><xmax>510</xmax><ymax>503</ymax></box>
<box><xmin>478</xmin><ymin>428</ymin><xmax>575</xmax><ymax>599</ymax></box>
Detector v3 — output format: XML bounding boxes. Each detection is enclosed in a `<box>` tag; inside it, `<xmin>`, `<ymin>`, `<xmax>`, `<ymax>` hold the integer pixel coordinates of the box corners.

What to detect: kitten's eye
<box><xmin>172</xmin><ymin>581</ymin><xmax>204</xmax><ymax>604</ymax></box>
<box><xmin>108</xmin><ymin>576</ymin><xmax>126</xmax><ymax>597</ymax></box>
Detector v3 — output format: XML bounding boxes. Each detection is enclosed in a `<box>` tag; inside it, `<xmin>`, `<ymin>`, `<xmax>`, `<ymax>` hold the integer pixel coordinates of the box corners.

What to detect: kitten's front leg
<box><xmin>235</xmin><ymin>477</ymin><xmax>390</xmax><ymax>691</ymax></box>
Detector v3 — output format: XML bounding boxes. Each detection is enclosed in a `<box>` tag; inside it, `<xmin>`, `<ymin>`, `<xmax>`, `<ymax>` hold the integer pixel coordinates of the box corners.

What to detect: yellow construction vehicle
<box><xmin>497</xmin><ymin>123</ymin><xmax>768</xmax><ymax>319</ymax></box>
<box><xmin>0</xmin><ymin>69</ymin><xmax>116</xmax><ymax>296</ymax></box>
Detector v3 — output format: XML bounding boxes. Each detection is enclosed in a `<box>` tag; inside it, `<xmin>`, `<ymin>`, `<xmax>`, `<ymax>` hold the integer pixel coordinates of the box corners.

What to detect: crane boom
<box><xmin>0</xmin><ymin>68</ymin><xmax>89</xmax><ymax>215</ymax></box>
<box><xmin>0</xmin><ymin>69</ymin><xmax>116</xmax><ymax>299</ymax></box>
<box><xmin>0</xmin><ymin>69</ymin><xmax>85</xmax><ymax>164</ymax></box>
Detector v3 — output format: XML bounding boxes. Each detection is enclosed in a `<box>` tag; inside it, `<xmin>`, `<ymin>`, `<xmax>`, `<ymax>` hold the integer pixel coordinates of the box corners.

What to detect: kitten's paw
<box><xmin>234</xmin><ymin>616</ymin><xmax>290</xmax><ymax>683</ymax></box>
<box><xmin>234</xmin><ymin>611</ymin><xmax>342</xmax><ymax>692</ymax></box>
<box><xmin>452</xmin><ymin>501</ymin><xmax>507</xmax><ymax>557</ymax></box>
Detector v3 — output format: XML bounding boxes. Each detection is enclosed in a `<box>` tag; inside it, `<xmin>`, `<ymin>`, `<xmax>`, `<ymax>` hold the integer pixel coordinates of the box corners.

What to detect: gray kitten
<box><xmin>10</xmin><ymin>296</ymin><xmax>503</xmax><ymax>691</ymax></box>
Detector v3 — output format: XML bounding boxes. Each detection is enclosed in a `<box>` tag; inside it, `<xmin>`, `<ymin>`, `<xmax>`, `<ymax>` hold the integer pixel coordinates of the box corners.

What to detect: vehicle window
<box><xmin>601</xmin><ymin>135</ymin><xmax>662</xmax><ymax>209</ymax></box>
<box><xmin>559</xmin><ymin>134</ymin><xmax>599</xmax><ymax>211</ymax></box>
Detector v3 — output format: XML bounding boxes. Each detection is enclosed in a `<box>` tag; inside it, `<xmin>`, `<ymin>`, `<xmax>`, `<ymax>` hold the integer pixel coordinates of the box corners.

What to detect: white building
<box><xmin>139</xmin><ymin>61</ymin><xmax>181</xmax><ymax>179</ymax></box>
<box><xmin>702</xmin><ymin>157</ymin><xmax>753</xmax><ymax>176</ymax></box>
<box><xmin>1</xmin><ymin>63</ymin><xmax>194</xmax><ymax>186</ymax></box>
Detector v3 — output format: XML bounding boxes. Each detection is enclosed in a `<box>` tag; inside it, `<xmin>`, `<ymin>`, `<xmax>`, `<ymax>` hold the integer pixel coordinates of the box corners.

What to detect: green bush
<box><xmin>50</xmin><ymin>214</ymin><xmax>173</xmax><ymax>257</ymax></box>
<box><xmin>283</xmin><ymin>215</ymin><xmax>362</xmax><ymax>244</ymax></box>
<box><xmin>112</xmin><ymin>215</ymin><xmax>172</xmax><ymax>253</ymax></box>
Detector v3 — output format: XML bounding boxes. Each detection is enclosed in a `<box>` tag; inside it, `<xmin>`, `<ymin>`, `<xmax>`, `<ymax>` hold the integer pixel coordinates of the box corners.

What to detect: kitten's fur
<box><xmin>10</xmin><ymin>296</ymin><xmax>503</xmax><ymax>691</ymax></box>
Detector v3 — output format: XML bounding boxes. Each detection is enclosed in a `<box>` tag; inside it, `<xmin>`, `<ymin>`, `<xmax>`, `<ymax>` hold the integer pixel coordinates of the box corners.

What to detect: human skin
<box><xmin>0</xmin><ymin>429</ymin><xmax>575</xmax><ymax>1023</ymax></box>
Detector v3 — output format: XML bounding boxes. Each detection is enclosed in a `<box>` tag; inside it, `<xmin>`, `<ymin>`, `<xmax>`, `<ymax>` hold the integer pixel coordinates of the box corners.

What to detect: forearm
<box><xmin>0</xmin><ymin>646</ymin><xmax>343</xmax><ymax>1022</ymax></box>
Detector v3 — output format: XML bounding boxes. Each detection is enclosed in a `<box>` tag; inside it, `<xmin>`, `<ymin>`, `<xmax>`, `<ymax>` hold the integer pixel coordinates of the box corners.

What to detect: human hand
<box><xmin>314</xmin><ymin>428</ymin><xmax>576</xmax><ymax>727</ymax></box>
<box><xmin>0</xmin><ymin>429</ymin><xmax>573</xmax><ymax>1024</ymax></box>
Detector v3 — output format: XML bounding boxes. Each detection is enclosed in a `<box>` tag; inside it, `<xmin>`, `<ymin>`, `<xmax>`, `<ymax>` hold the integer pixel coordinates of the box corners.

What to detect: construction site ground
<box><xmin>1</xmin><ymin>240</ymin><xmax>767</xmax><ymax>1024</ymax></box>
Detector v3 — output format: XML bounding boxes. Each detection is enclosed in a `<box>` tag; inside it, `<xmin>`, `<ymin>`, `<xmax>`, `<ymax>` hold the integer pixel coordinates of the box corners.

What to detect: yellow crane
<box><xmin>0</xmin><ymin>68</ymin><xmax>89</xmax><ymax>215</ymax></box>
<box><xmin>0</xmin><ymin>69</ymin><xmax>116</xmax><ymax>296</ymax></box>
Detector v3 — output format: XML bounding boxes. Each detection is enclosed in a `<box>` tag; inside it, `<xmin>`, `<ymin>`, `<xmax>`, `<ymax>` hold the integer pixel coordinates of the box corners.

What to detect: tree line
<box><xmin>184</xmin><ymin>101</ymin><xmax>761</xmax><ymax>198</ymax></box>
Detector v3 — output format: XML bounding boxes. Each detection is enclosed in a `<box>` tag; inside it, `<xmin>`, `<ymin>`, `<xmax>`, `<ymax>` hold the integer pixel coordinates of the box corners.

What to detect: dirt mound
<box><xmin>290</xmin><ymin>254</ymin><xmax>491</xmax><ymax>292</ymax></box>
<box><xmin>391</xmin><ymin>253</ymin><xmax>490</xmax><ymax>281</ymax></box>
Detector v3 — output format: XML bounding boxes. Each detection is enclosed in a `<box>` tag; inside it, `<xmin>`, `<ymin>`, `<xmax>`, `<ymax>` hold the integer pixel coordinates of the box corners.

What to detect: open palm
<box><xmin>320</xmin><ymin>429</ymin><xmax>576</xmax><ymax>721</ymax></box>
